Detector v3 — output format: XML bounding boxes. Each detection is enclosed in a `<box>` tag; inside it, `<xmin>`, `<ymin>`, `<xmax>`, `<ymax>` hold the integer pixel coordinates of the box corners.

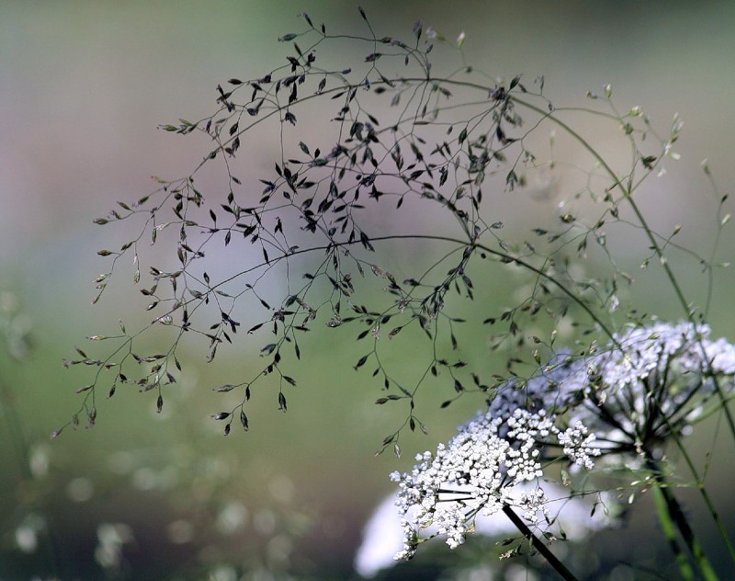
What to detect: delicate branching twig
<box><xmin>65</xmin><ymin>9</ymin><xmax>735</xmax><ymax>578</ymax></box>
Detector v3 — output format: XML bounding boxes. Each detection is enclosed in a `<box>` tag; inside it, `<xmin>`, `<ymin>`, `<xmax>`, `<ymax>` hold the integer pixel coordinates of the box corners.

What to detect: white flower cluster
<box><xmin>354</xmin><ymin>483</ymin><xmax>613</xmax><ymax>578</ymax></box>
<box><xmin>390</xmin><ymin>406</ymin><xmax>599</xmax><ymax>559</ymax></box>
<box><xmin>562</xmin><ymin>321</ymin><xmax>735</xmax><ymax>452</ymax></box>
<box><xmin>592</xmin><ymin>321</ymin><xmax>735</xmax><ymax>389</ymax></box>
<box><xmin>390</xmin><ymin>321</ymin><xmax>735</xmax><ymax>561</ymax></box>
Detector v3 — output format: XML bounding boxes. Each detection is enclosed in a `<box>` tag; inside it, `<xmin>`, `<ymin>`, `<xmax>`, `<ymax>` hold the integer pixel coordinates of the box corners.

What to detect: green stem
<box><xmin>512</xmin><ymin>95</ymin><xmax>735</xmax><ymax>447</ymax></box>
<box><xmin>662</xmin><ymin>416</ymin><xmax>735</xmax><ymax>564</ymax></box>
<box><xmin>646</xmin><ymin>458</ymin><xmax>719</xmax><ymax>580</ymax></box>
<box><xmin>508</xmin><ymin>94</ymin><xmax>735</xmax><ymax>568</ymax></box>
<box><xmin>502</xmin><ymin>504</ymin><xmax>579</xmax><ymax>581</ymax></box>
<box><xmin>651</xmin><ymin>484</ymin><xmax>695</xmax><ymax>580</ymax></box>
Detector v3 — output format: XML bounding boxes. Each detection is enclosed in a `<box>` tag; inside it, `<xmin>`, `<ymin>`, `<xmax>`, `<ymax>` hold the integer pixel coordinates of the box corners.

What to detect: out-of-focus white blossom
<box><xmin>497</xmin><ymin>321</ymin><xmax>735</xmax><ymax>456</ymax></box>
<box><xmin>95</xmin><ymin>523</ymin><xmax>133</xmax><ymax>569</ymax></box>
<box><xmin>14</xmin><ymin>514</ymin><xmax>46</xmax><ymax>554</ymax></box>
<box><xmin>377</xmin><ymin>321</ymin><xmax>735</xmax><ymax>568</ymax></box>
<box><xmin>561</xmin><ymin>321</ymin><xmax>735</xmax><ymax>453</ymax></box>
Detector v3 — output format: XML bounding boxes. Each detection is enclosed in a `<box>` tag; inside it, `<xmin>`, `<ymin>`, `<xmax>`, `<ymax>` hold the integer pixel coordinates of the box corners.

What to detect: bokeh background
<box><xmin>2</xmin><ymin>1</ymin><xmax>735</xmax><ymax>579</ymax></box>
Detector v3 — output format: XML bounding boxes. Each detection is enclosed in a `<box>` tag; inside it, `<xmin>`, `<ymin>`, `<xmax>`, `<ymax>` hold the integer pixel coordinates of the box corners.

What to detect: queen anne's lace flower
<box><xmin>391</xmin><ymin>404</ymin><xmax>600</xmax><ymax>559</ymax></box>
<box><xmin>389</xmin><ymin>321</ymin><xmax>735</xmax><ymax>562</ymax></box>
<box><xmin>354</xmin><ymin>483</ymin><xmax>614</xmax><ymax>578</ymax></box>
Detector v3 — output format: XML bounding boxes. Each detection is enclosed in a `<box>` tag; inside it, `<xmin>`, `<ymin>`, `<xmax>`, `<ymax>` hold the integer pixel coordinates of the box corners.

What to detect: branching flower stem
<box><xmin>369</xmin><ymin>233</ymin><xmax>620</xmax><ymax>343</ymax></box>
<box><xmin>144</xmin><ymin>231</ymin><xmax>619</xmax><ymax>349</ymax></box>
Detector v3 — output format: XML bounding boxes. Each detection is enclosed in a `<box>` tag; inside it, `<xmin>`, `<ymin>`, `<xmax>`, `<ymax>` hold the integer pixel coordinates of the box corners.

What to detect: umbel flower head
<box><xmin>390</xmin><ymin>321</ymin><xmax>735</xmax><ymax>561</ymax></box>
<box><xmin>354</xmin><ymin>483</ymin><xmax>613</xmax><ymax>578</ymax></box>
<box><xmin>557</xmin><ymin>321</ymin><xmax>735</xmax><ymax>457</ymax></box>
<box><xmin>390</xmin><ymin>404</ymin><xmax>600</xmax><ymax>559</ymax></box>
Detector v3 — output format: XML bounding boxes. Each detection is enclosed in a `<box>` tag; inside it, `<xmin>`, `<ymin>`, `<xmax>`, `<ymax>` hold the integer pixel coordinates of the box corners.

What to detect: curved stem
<box><xmin>189</xmin><ymin>232</ymin><xmax>618</xmax><ymax>347</ymax></box>
<box><xmin>369</xmin><ymin>234</ymin><xmax>618</xmax><ymax>344</ymax></box>
<box><xmin>512</xmin><ymin>96</ymin><xmax>735</xmax><ymax>445</ymax></box>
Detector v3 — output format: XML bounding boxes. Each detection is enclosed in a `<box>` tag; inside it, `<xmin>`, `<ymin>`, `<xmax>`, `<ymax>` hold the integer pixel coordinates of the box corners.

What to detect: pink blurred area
<box><xmin>2</xmin><ymin>1</ymin><xmax>735</xmax><ymax>271</ymax></box>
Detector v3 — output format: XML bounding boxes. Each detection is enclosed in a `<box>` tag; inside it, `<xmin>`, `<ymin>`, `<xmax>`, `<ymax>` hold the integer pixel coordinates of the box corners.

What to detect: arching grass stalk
<box><xmin>73</xmin><ymin>12</ymin><xmax>735</xmax><ymax>578</ymax></box>
<box><xmin>512</xmin><ymin>96</ymin><xmax>735</xmax><ymax>447</ymax></box>
<box><xmin>506</xmin><ymin>96</ymin><xmax>735</xmax><ymax>567</ymax></box>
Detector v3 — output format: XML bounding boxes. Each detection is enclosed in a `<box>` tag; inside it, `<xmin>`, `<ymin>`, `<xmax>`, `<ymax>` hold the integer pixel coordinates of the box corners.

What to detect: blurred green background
<box><xmin>2</xmin><ymin>1</ymin><xmax>735</xmax><ymax>579</ymax></box>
